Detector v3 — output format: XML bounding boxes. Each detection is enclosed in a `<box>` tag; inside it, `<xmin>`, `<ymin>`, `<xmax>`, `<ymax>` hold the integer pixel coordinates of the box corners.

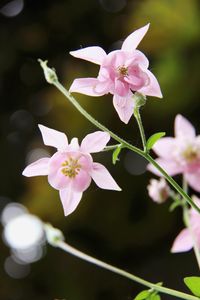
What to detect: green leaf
<box><xmin>134</xmin><ymin>290</ymin><xmax>150</xmax><ymax>300</ymax></box>
<box><xmin>149</xmin><ymin>294</ymin><xmax>161</xmax><ymax>300</ymax></box>
<box><xmin>184</xmin><ymin>277</ymin><xmax>200</xmax><ymax>296</ymax></box>
<box><xmin>112</xmin><ymin>146</ymin><xmax>122</xmax><ymax>164</ymax></box>
<box><xmin>146</xmin><ymin>132</ymin><xmax>166</xmax><ymax>151</ymax></box>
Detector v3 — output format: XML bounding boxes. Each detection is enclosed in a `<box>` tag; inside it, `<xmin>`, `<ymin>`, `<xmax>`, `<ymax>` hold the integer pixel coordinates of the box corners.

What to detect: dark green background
<box><xmin>1</xmin><ymin>0</ymin><xmax>200</xmax><ymax>299</ymax></box>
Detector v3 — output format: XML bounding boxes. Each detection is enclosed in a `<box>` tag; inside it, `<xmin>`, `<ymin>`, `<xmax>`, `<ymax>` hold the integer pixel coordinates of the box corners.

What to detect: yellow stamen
<box><xmin>61</xmin><ymin>157</ymin><xmax>81</xmax><ymax>178</ymax></box>
<box><xmin>182</xmin><ymin>147</ymin><xmax>198</xmax><ymax>162</ymax></box>
<box><xmin>117</xmin><ymin>65</ymin><xmax>128</xmax><ymax>76</ymax></box>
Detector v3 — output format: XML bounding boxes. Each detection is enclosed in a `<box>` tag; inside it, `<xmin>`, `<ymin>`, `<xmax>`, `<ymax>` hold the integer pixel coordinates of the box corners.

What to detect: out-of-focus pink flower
<box><xmin>147</xmin><ymin>178</ymin><xmax>169</xmax><ymax>203</ymax></box>
<box><xmin>23</xmin><ymin>125</ymin><xmax>121</xmax><ymax>216</ymax></box>
<box><xmin>148</xmin><ymin>114</ymin><xmax>200</xmax><ymax>192</ymax></box>
<box><xmin>69</xmin><ymin>24</ymin><xmax>162</xmax><ymax>124</ymax></box>
<box><xmin>171</xmin><ymin>196</ymin><xmax>200</xmax><ymax>253</ymax></box>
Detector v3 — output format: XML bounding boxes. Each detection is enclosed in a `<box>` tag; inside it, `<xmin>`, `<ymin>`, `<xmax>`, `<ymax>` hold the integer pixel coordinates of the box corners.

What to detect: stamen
<box><xmin>117</xmin><ymin>65</ymin><xmax>128</xmax><ymax>76</ymax></box>
<box><xmin>182</xmin><ymin>147</ymin><xmax>198</xmax><ymax>162</ymax></box>
<box><xmin>61</xmin><ymin>157</ymin><xmax>81</xmax><ymax>178</ymax></box>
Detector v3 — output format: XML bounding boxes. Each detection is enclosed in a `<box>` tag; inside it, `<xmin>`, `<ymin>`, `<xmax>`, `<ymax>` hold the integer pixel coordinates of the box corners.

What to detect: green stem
<box><xmin>103</xmin><ymin>144</ymin><xmax>121</xmax><ymax>151</ymax></box>
<box><xmin>52</xmin><ymin>79</ymin><xmax>143</xmax><ymax>156</ymax></box>
<box><xmin>54</xmin><ymin>239</ymin><xmax>198</xmax><ymax>300</ymax></box>
<box><xmin>134</xmin><ymin>107</ymin><xmax>147</xmax><ymax>152</ymax></box>
<box><xmin>38</xmin><ymin>60</ymin><xmax>200</xmax><ymax>215</ymax></box>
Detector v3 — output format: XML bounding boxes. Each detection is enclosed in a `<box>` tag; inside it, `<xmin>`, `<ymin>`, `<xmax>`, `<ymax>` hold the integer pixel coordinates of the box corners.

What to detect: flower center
<box><xmin>181</xmin><ymin>146</ymin><xmax>199</xmax><ymax>163</ymax></box>
<box><xmin>117</xmin><ymin>65</ymin><xmax>128</xmax><ymax>77</ymax></box>
<box><xmin>61</xmin><ymin>157</ymin><xmax>81</xmax><ymax>178</ymax></box>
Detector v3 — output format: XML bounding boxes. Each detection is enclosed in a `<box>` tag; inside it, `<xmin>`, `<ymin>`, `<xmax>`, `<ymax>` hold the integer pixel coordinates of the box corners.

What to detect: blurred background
<box><xmin>1</xmin><ymin>0</ymin><xmax>200</xmax><ymax>299</ymax></box>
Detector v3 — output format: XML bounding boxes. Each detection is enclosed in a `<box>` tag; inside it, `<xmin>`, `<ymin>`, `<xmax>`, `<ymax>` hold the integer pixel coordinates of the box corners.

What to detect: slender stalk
<box><xmin>134</xmin><ymin>107</ymin><xmax>147</xmax><ymax>152</ymax></box>
<box><xmin>182</xmin><ymin>177</ymin><xmax>200</xmax><ymax>269</ymax></box>
<box><xmin>53</xmin><ymin>239</ymin><xmax>198</xmax><ymax>300</ymax></box>
<box><xmin>52</xmin><ymin>79</ymin><xmax>143</xmax><ymax>156</ymax></box>
<box><xmin>103</xmin><ymin>144</ymin><xmax>121</xmax><ymax>151</ymax></box>
<box><xmin>38</xmin><ymin>60</ymin><xmax>200</xmax><ymax>214</ymax></box>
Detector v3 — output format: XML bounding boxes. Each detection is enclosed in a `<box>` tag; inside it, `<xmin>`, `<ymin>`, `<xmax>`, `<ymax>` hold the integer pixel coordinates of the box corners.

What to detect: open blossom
<box><xmin>171</xmin><ymin>196</ymin><xmax>200</xmax><ymax>253</ymax></box>
<box><xmin>147</xmin><ymin>178</ymin><xmax>170</xmax><ymax>203</ymax></box>
<box><xmin>148</xmin><ymin>114</ymin><xmax>200</xmax><ymax>192</ymax></box>
<box><xmin>23</xmin><ymin>125</ymin><xmax>121</xmax><ymax>216</ymax></box>
<box><xmin>69</xmin><ymin>24</ymin><xmax>162</xmax><ymax>124</ymax></box>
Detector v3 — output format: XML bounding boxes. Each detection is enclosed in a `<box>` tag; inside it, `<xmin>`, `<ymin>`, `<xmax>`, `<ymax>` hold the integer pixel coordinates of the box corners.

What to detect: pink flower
<box><xmin>148</xmin><ymin>115</ymin><xmax>200</xmax><ymax>192</ymax></box>
<box><xmin>171</xmin><ymin>196</ymin><xmax>200</xmax><ymax>253</ymax></box>
<box><xmin>69</xmin><ymin>24</ymin><xmax>162</xmax><ymax>124</ymax></box>
<box><xmin>23</xmin><ymin>125</ymin><xmax>121</xmax><ymax>216</ymax></box>
<box><xmin>147</xmin><ymin>178</ymin><xmax>169</xmax><ymax>204</ymax></box>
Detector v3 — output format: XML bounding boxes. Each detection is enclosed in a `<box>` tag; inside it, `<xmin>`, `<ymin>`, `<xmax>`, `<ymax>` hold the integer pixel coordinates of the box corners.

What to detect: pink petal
<box><xmin>185</xmin><ymin>172</ymin><xmax>200</xmax><ymax>192</ymax></box>
<box><xmin>22</xmin><ymin>158</ymin><xmax>50</xmax><ymax>177</ymax></box>
<box><xmin>171</xmin><ymin>228</ymin><xmax>193</xmax><ymax>253</ymax></box>
<box><xmin>124</xmin><ymin>73</ymin><xmax>146</xmax><ymax>88</ymax></box>
<box><xmin>109</xmin><ymin>50</ymin><xmax>126</xmax><ymax>67</ymax></box>
<box><xmin>152</xmin><ymin>137</ymin><xmax>175</xmax><ymax>159</ymax></box>
<box><xmin>114</xmin><ymin>79</ymin><xmax>129</xmax><ymax>97</ymax></box>
<box><xmin>69</xmin><ymin>78</ymin><xmax>104</xmax><ymax>96</ymax></box>
<box><xmin>113</xmin><ymin>94</ymin><xmax>134</xmax><ymax>124</ymax></box>
<box><xmin>68</xmin><ymin>138</ymin><xmax>79</xmax><ymax>151</ymax></box>
<box><xmin>126</xmin><ymin>50</ymin><xmax>149</xmax><ymax>69</ymax></box>
<box><xmin>70</xmin><ymin>46</ymin><xmax>107</xmax><ymax>65</ymax></box>
<box><xmin>38</xmin><ymin>124</ymin><xmax>68</xmax><ymax>151</ymax></box>
<box><xmin>48</xmin><ymin>166</ymin><xmax>71</xmax><ymax>190</ymax></box>
<box><xmin>147</xmin><ymin>158</ymin><xmax>182</xmax><ymax>176</ymax></box>
<box><xmin>59</xmin><ymin>187</ymin><xmax>83</xmax><ymax>216</ymax></box>
<box><xmin>90</xmin><ymin>162</ymin><xmax>121</xmax><ymax>191</ymax></box>
<box><xmin>72</xmin><ymin>169</ymin><xmax>92</xmax><ymax>192</ymax></box>
<box><xmin>121</xmin><ymin>24</ymin><xmax>150</xmax><ymax>51</ymax></box>
<box><xmin>48</xmin><ymin>152</ymin><xmax>71</xmax><ymax>190</ymax></box>
<box><xmin>174</xmin><ymin>115</ymin><xmax>196</xmax><ymax>138</ymax></box>
<box><xmin>138</xmin><ymin>69</ymin><xmax>162</xmax><ymax>98</ymax></box>
<box><xmin>94</xmin><ymin>80</ymin><xmax>111</xmax><ymax>95</ymax></box>
<box><xmin>78</xmin><ymin>154</ymin><xmax>93</xmax><ymax>171</ymax></box>
<box><xmin>102</xmin><ymin>50</ymin><xmax>125</xmax><ymax>70</ymax></box>
<box><xmin>81</xmin><ymin>131</ymin><xmax>110</xmax><ymax>153</ymax></box>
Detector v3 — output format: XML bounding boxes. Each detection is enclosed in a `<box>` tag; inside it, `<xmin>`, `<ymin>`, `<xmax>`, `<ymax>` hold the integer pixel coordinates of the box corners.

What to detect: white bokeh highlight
<box><xmin>0</xmin><ymin>0</ymin><xmax>24</xmax><ymax>17</ymax></box>
<box><xmin>1</xmin><ymin>203</ymin><xmax>46</xmax><ymax>271</ymax></box>
<box><xmin>4</xmin><ymin>214</ymin><xmax>44</xmax><ymax>250</ymax></box>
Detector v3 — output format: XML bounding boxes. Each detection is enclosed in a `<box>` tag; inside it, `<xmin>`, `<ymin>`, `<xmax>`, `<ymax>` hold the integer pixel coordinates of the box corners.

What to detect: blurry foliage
<box><xmin>1</xmin><ymin>0</ymin><xmax>200</xmax><ymax>299</ymax></box>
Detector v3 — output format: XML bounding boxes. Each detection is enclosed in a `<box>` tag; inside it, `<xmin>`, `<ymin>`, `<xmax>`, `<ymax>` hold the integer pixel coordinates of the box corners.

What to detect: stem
<box><xmin>52</xmin><ymin>79</ymin><xmax>143</xmax><ymax>156</ymax></box>
<box><xmin>103</xmin><ymin>144</ymin><xmax>121</xmax><ymax>151</ymax></box>
<box><xmin>134</xmin><ymin>107</ymin><xmax>147</xmax><ymax>152</ymax></box>
<box><xmin>182</xmin><ymin>177</ymin><xmax>200</xmax><ymax>269</ymax></box>
<box><xmin>38</xmin><ymin>60</ymin><xmax>200</xmax><ymax>214</ymax></box>
<box><xmin>53</xmin><ymin>239</ymin><xmax>198</xmax><ymax>300</ymax></box>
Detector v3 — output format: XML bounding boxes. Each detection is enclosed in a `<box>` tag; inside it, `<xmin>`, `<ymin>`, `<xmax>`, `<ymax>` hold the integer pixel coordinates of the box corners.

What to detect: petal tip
<box><xmin>69</xmin><ymin>50</ymin><xmax>78</xmax><ymax>58</ymax></box>
<box><xmin>116</xmin><ymin>186</ymin><xmax>122</xmax><ymax>191</ymax></box>
<box><xmin>22</xmin><ymin>169</ymin><xmax>27</xmax><ymax>177</ymax></box>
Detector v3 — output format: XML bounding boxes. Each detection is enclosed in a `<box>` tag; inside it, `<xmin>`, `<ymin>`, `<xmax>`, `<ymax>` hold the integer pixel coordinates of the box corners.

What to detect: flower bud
<box><xmin>133</xmin><ymin>92</ymin><xmax>146</xmax><ymax>109</ymax></box>
<box><xmin>147</xmin><ymin>178</ymin><xmax>169</xmax><ymax>204</ymax></box>
<box><xmin>44</xmin><ymin>223</ymin><xmax>64</xmax><ymax>247</ymax></box>
<box><xmin>38</xmin><ymin>59</ymin><xmax>58</xmax><ymax>84</ymax></box>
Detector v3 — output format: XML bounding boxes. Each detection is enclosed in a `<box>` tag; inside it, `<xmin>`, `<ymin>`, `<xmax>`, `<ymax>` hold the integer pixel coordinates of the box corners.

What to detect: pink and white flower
<box><xmin>148</xmin><ymin>115</ymin><xmax>200</xmax><ymax>192</ymax></box>
<box><xmin>23</xmin><ymin>125</ymin><xmax>121</xmax><ymax>216</ymax></box>
<box><xmin>69</xmin><ymin>24</ymin><xmax>162</xmax><ymax>124</ymax></box>
<box><xmin>171</xmin><ymin>196</ymin><xmax>200</xmax><ymax>253</ymax></box>
<box><xmin>147</xmin><ymin>178</ymin><xmax>169</xmax><ymax>204</ymax></box>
